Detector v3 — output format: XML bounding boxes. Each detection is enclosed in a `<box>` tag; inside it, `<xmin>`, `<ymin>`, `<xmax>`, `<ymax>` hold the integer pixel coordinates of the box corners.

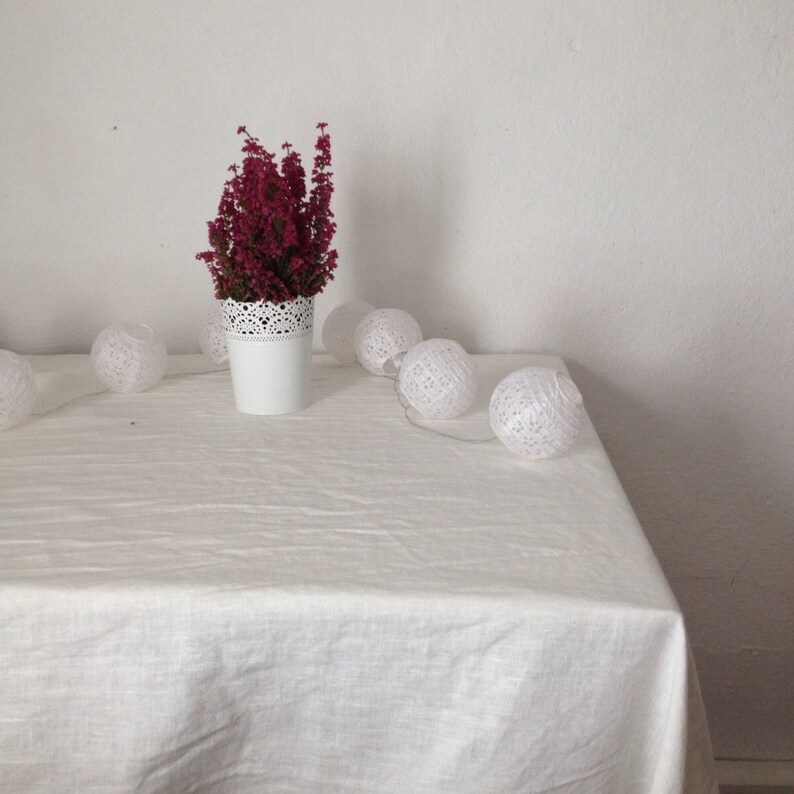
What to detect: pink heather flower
<box><xmin>197</xmin><ymin>125</ymin><xmax>338</xmax><ymax>303</ymax></box>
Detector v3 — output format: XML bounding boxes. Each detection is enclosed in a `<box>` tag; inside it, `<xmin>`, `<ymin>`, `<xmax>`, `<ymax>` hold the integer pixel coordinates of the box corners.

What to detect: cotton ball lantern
<box><xmin>0</xmin><ymin>351</ymin><xmax>37</xmax><ymax>430</ymax></box>
<box><xmin>397</xmin><ymin>339</ymin><xmax>478</xmax><ymax>419</ymax></box>
<box><xmin>354</xmin><ymin>308</ymin><xmax>423</xmax><ymax>376</ymax></box>
<box><xmin>91</xmin><ymin>324</ymin><xmax>168</xmax><ymax>393</ymax></box>
<box><xmin>199</xmin><ymin>304</ymin><xmax>228</xmax><ymax>365</ymax></box>
<box><xmin>489</xmin><ymin>367</ymin><xmax>585</xmax><ymax>458</ymax></box>
<box><xmin>322</xmin><ymin>300</ymin><xmax>375</xmax><ymax>365</ymax></box>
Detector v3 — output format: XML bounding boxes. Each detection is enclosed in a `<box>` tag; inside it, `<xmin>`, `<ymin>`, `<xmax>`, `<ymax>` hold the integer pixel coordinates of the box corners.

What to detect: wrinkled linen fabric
<box><xmin>0</xmin><ymin>354</ymin><xmax>717</xmax><ymax>794</ymax></box>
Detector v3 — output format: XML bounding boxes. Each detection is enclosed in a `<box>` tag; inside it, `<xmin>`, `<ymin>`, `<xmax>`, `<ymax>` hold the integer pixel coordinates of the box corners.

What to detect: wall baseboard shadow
<box><xmin>720</xmin><ymin>787</ymin><xmax>794</xmax><ymax>794</ymax></box>
<box><xmin>716</xmin><ymin>760</ymin><xmax>794</xmax><ymax>788</ymax></box>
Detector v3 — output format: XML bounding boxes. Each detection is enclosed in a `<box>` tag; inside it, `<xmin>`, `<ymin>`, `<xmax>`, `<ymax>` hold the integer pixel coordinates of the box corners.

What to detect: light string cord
<box><xmin>391</xmin><ymin>377</ymin><xmax>496</xmax><ymax>445</ymax></box>
<box><xmin>30</xmin><ymin>366</ymin><xmax>228</xmax><ymax>418</ymax></box>
<box><xmin>29</xmin><ymin>363</ymin><xmax>495</xmax><ymax>446</ymax></box>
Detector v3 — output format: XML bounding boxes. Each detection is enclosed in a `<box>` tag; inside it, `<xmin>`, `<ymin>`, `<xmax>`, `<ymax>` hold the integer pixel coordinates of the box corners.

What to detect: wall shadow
<box><xmin>345</xmin><ymin>137</ymin><xmax>478</xmax><ymax>351</ymax></box>
<box><xmin>565</xmin><ymin>357</ymin><xmax>794</xmax><ymax>757</ymax></box>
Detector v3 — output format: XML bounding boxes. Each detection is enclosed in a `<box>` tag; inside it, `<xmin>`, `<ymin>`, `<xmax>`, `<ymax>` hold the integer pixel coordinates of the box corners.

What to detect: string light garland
<box><xmin>0</xmin><ymin>350</ymin><xmax>37</xmax><ymax>431</ymax></box>
<box><xmin>489</xmin><ymin>367</ymin><xmax>584</xmax><ymax>457</ymax></box>
<box><xmin>322</xmin><ymin>300</ymin><xmax>375</xmax><ymax>365</ymax></box>
<box><xmin>199</xmin><ymin>304</ymin><xmax>229</xmax><ymax>366</ymax></box>
<box><xmin>353</xmin><ymin>308</ymin><xmax>423</xmax><ymax>376</ymax></box>
<box><xmin>91</xmin><ymin>324</ymin><xmax>168</xmax><ymax>393</ymax></box>
<box><xmin>6</xmin><ymin>305</ymin><xmax>586</xmax><ymax>462</ymax></box>
<box><xmin>396</xmin><ymin>338</ymin><xmax>478</xmax><ymax>419</ymax></box>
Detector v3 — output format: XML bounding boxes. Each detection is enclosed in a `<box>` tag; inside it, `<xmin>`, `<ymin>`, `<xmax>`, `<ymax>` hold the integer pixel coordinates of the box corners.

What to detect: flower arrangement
<box><xmin>197</xmin><ymin>123</ymin><xmax>337</xmax><ymax>304</ymax></box>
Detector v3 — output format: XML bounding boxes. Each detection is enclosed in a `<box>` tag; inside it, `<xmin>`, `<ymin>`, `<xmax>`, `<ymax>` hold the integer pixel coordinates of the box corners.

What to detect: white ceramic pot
<box><xmin>222</xmin><ymin>296</ymin><xmax>314</xmax><ymax>415</ymax></box>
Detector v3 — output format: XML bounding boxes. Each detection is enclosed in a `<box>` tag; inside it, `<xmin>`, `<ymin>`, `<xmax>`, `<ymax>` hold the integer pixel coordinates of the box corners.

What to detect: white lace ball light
<box><xmin>397</xmin><ymin>338</ymin><xmax>478</xmax><ymax>419</ymax></box>
<box><xmin>322</xmin><ymin>300</ymin><xmax>375</xmax><ymax>365</ymax></box>
<box><xmin>0</xmin><ymin>350</ymin><xmax>37</xmax><ymax>430</ymax></box>
<box><xmin>199</xmin><ymin>304</ymin><xmax>228</xmax><ymax>365</ymax></box>
<box><xmin>354</xmin><ymin>308</ymin><xmax>423</xmax><ymax>376</ymax></box>
<box><xmin>489</xmin><ymin>367</ymin><xmax>585</xmax><ymax>458</ymax></box>
<box><xmin>91</xmin><ymin>324</ymin><xmax>168</xmax><ymax>393</ymax></box>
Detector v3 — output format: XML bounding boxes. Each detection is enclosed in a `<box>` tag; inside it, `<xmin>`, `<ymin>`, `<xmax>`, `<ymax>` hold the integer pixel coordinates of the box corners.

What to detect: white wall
<box><xmin>1</xmin><ymin>0</ymin><xmax>792</xmax><ymax>760</ymax></box>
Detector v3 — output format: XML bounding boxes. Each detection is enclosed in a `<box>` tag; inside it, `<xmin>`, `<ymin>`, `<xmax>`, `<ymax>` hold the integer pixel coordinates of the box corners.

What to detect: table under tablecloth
<box><xmin>0</xmin><ymin>354</ymin><xmax>717</xmax><ymax>793</ymax></box>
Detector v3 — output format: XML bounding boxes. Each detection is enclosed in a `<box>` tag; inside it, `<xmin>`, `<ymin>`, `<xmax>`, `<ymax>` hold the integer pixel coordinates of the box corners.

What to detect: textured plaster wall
<box><xmin>1</xmin><ymin>0</ymin><xmax>792</xmax><ymax>760</ymax></box>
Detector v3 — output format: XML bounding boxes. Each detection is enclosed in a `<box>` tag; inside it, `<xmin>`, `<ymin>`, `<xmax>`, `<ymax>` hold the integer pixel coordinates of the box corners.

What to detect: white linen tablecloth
<box><xmin>0</xmin><ymin>354</ymin><xmax>717</xmax><ymax>793</ymax></box>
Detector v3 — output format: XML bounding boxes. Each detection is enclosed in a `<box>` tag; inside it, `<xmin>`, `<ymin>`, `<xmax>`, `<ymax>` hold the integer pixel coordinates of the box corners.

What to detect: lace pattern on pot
<box><xmin>222</xmin><ymin>296</ymin><xmax>314</xmax><ymax>342</ymax></box>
